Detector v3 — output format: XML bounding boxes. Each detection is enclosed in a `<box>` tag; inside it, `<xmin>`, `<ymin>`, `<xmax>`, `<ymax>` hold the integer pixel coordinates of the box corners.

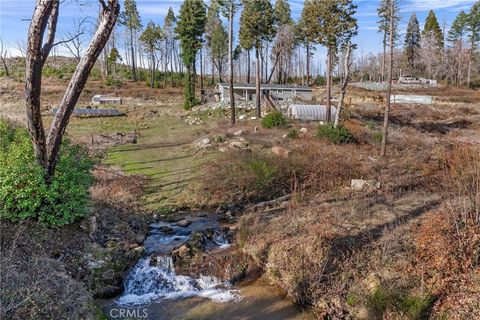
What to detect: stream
<box><xmin>103</xmin><ymin>213</ymin><xmax>312</xmax><ymax>320</ymax></box>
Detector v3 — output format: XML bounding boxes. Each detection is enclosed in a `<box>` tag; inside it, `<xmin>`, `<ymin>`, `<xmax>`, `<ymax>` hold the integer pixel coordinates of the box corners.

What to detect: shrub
<box><xmin>399</xmin><ymin>294</ymin><xmax>434</xmax><ymax>320</ymax></box>
<box><xmin>0</xmin><ymin>119</ymin><xmax>93</xmax><ymax>226</ymax></box>
<box><xmin>261</xmin><ymin>112</ymin><xmax>287</xmax><ymax>129</ymax></box>
<box><xmin>286</xmin><ymin>129</ymin><xmax>298</xmax><ymax>139</ymax></box>
<box><xmin>316</xmin><ymin>124</ymin><xmax>355</xmax><ymax>144</ymax></box>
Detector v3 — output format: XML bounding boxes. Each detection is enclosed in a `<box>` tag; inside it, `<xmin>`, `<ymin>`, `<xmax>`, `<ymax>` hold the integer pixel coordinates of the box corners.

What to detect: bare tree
<box><xmin>380</xmin><ymin>0</ymin><xmax>399</xmax><ymax>157</ymax></box>
<box><xmin>61</xmin><ymin>18</ymin><xmax>87</xmax><ymax>61</ymax></box>
<box><xmin>0</xmin><ymin>39</ymin><xmax>10</xmax><ymax>76</ymax></box>
<box><xmin>334</xmin><ymin>43</ymin><xmax>354</xmax><ymax>128</ymax></box>
<box><xmin>25</xmin><ymin>0</ymin><xmax>120</xmax><ymax>181</ymax></box>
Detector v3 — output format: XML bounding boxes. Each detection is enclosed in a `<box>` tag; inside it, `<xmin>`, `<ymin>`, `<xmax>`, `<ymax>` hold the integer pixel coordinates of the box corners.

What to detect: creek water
<box><xmin>103</xmin><ymin>213</ymin><xmax>312</xmax><ymax>320</ymax></box>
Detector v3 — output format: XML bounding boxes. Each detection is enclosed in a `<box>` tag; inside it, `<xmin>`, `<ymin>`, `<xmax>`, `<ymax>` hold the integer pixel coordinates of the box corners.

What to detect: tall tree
<box><xmin>467</xmin><ymin>1</ymin><xmax>480</xmax><ymax>86</ymax></box>
<box><xmin>140</xmin><ymin>21</ymin><xmax>163</xmax><ymax>88</ymax></box>
<box><xmin>403</xmin><ymin>13</ymin><xmax>421</xmax><ymax>75</ymax></box>
<box><xmin>378</xmin><ymin>0</ymin><xmax>389</xmax><ymax>81</ymax></box>
<box><xmin>239</xmin><ymin>0</ymin><xmax>275</xmax><ymax>117</ymax></box>
<box><xmin>271</xmin><ymin>0</ymin><xmax>294</xmax><ymax>84</ymax></box>
<box><xmin>296</xmin><ymin>11</ymin><xmax>314</xmax><ymax>85</ymax></box>
<box><xmin>423</xmin><ymin>10</ymin><xmax>444</xmax><ymax>49</ymax></box>
<box><xmin>175</xmin><ymin>0</ymin><xmax>207</xmax><ymax>109</ymax></box>
<box><xmin>119</xmin><ymin>0</ymin><xmax>142</xmax><ymax>81</ymax></box>
<box><xmin>448</xmin><ymin>11</ymin><xmax>469</xmax><ymax>84</ymax></box>
<box><xmin>274</xmin><ymin>0</ymin><xmax>292</xmax><ymax>26</ymax></box>
<box><xmin>206</xmin><ymin>1</ymin><xmax>228</xmax><ymax>82</ymax></box>
<box><xmin>26</xmin><ymin>0</ymin><xmax>119</xmax><ymax>181</ymax></box>
<box><xmin>164</xmin><ymin>7</ymin><xmax>176</xmax><ymax>86</ymax></box>
<box><xmin>302</xmin><ymin>0</ymin><xmax>358</xmax><ymax>122</ymax></box>
<box><xmin>219</xmin><ymin>0</ymin><xmax>241</xmax><ymax>125</ymax></box>
<box><xmin>380</xmin><ymin>0</ymin><xmax>400</xmax><ymax>157</ymax></box>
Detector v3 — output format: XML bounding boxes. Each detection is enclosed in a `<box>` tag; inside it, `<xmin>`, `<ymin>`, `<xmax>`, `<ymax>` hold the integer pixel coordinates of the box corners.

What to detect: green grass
<box><xmin>64</xmin><ymin>107</ymin><xmax>219</xmax><ymax>212</ymax></box>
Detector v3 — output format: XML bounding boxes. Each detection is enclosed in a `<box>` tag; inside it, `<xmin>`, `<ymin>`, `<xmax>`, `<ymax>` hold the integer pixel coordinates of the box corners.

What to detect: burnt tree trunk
<box><xmin>24</xmin><ymin>0</ymin><xmax>120</xmax><ymax>182</ymax></box>
<box><xmin>247</xmin><ymin>48</ymin><xmax>251</xmax><ymax>84</ymax></box>
<box><xmin>255</xmin><ymin>47</ymin><xmax>261</xmax><ymax>118</ymax></box>
<box><xmin>228</xmin><ymin>4</ymin><xmax>235</xmax><ymax>125</ymax></box>
<box><xmin>325</xmin><ymin>47</ymin><xmax>332</xmax><ymax>123</ymax></box>
<box><xmin>25</xmin><ymin>0</ymin><xmax>59</xmax><ymax>169</ymax></box>
<box><xmin>381</xmin><ymin>0</ymin><xmax>394</xmax><ymax>157</ymax></box>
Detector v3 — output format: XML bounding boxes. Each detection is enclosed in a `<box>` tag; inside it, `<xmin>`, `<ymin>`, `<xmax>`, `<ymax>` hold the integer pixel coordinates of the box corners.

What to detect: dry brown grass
<box><xmin>90</xmin><ymin>165</ymin><xmax>148</xmax><ymax>210</ymax></box>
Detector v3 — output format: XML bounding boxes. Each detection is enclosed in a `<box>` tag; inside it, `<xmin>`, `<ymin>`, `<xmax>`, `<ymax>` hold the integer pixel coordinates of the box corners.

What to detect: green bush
<box><xmin>316</xmin><ymin>124</ymin><xmax>354</xmax><ymax>144</ymax></box>
<box><xmin>0</xmin><ymin>119</ymin><xmax>93</xmax><ymax>226</ymax></box>
<box><xmin>399</xmin><ymin>294</ymin><xmax>434</xmax><ymax>320</ymax></box>
<box><xmin>286</xmin><ymin>129</ymin><xmax>298</xmax><ymax>139</ymax></box>
<box><xmin>261</xmin><ymin>112</ymin><xmax>287</xmax><ymax>129</ymax></box>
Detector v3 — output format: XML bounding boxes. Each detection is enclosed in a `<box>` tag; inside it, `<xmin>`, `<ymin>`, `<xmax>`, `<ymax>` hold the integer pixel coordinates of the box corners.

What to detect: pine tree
<box><xmin>239</xmin><ymin>0</ymin><xmax>275</xmax><ymax>117</ymax></box>
<box><xmin>175</xmin><ymin>0</ymin><xmax>207</xmax><ymax>109</ymax></box>
<box><xmin>140</xmin><ymin>21</ymin><xmax>163</xmax><ymax>88</ymax></box>
<box><xmin>302</xmin><ymin>0</ymin><xmax>358</xmax><ymax>122</ymax></box>
<box><xmin>206</xmin><ymin>1</ymin><xmax>227</xmax><ymax>82</ymax></box>
<box><xmin>448</xmin><ymin>11</ymin><xmax>469</xmax><ymax>45</ymax></box>
<box><xmin>469</xmin><ymin>1</ymin><xmax>480</xmax><ymax>51</ymax></box>
<box><xmin>377</xmin><ymin>0</ymin><xmax>389</xmax><ymax>81</ymax></box>
<box><xmin>164</xmin><ymin>7</ymin><xmax>176</xmax><ymax>86</ymax></box>
<box><xmin>274</xmin><ymin>0</ymin><xmax>292</xmax><ymax>26</ymax></box>
<box><xmin>119</xmin><ymin>0</ymin><xmax>142</xmax><ymax>81</ymax></box>
<box><xmin>404</xmin><ymin>13</ymin><xmax>421</xmax><ymax>75</ymax></box>
<box><xmin>297</xmin><ymin>7</ymin><xmax>315</xmax><ymax>85</ymax></box>
<box><xmin>467</xmin><ymin>1</ymin><xmax>480</xmax><ymax>86</ymax></box>
<box><xmin>423</xmin><ymin>10</ymin><xmax>444</xmax><ymax>49</ymax></box>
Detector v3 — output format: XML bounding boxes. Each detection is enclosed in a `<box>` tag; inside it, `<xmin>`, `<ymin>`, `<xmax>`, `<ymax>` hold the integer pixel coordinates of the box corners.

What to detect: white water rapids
<box><xmin>116</xmin><ymin>218</ymin><xmax>240</xmax><ymax>306</ymax></box>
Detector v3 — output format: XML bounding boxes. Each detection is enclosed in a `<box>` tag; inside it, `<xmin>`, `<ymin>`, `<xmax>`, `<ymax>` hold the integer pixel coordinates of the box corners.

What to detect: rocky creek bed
<box><xmin>100</xmin><ymin>212</ymin><xmax>312</xmax><ymax>320</ymax></box>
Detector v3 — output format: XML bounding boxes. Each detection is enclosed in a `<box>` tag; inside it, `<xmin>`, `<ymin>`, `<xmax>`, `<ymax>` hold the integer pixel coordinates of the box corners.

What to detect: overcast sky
<box><xmin>0</xmin><ymin>0</ymin><xmax>477</xmax><ymax>64</ymax></box>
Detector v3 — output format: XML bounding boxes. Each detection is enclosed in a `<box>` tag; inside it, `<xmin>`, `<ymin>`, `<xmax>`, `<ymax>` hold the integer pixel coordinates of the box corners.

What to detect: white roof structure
<box><xmin>287</xmin><ymin>105</ymin><xmax>337</xmax><ymax>121</ymax></box>
<box><xmin>391</xmin><ymin>95</ymin><xmax>433</xmax><ymax>104</ymax></box>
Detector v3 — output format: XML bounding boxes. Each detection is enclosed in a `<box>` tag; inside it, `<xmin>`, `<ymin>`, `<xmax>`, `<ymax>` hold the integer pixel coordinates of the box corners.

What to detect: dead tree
<box><xmin>25</xmin><ymin>0</ymin><xmax>120</xmax><ymax>181</ymax></box>
<box><xmin>380</xmin><ymin>0</ymin><xmax>396</xmax><ymax>157</ymax></box>
<box><xmin>334</xmin><ymin>43</ymin><xmax>354</xmax><ymax>128</ymax></box>
<box><xmin>61</xmin><ymin>18</ymin><xmax>87</xmax><ymax>61</ymax></box>
<box><xmin>0</xmin><ymin>39</ymin><xmax>10</xmax><ymax>76</ymax></box>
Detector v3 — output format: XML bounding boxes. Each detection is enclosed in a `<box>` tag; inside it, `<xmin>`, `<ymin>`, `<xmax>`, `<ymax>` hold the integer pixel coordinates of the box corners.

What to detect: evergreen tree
<box><xmin>302</xmin><ymin>0</ymin><xmax>358</xmax><ymax>122</ymax></box>
<box><xmin>164</xmin><ymin>7</ymin><xmax>176</xmax><ymax>86</ymax></box>
<box><xmin>404</xmin><ymin>13</ymin><xmax>421</xmax><ymax>74</ymax></box>
<box><xmin>119</xmin><ymin>0</ymin><xmax>142</xmax><ymax>81</ymax></box>
<box><xmin>297</xmin><ymin>7</ymin><xmax>316</xmax><ymax>85</ymax></box>
<box><xmin>206</xmin><ymin>1</ymin><xmax>227</xmax><ymax>81</ymax></box>
<box><xmin>423</xmin><ymin>10</ymin><xmax>444</xmax><ymax>49</ymax></box>
<box><xmin>274</xmin><ymin>0</ymin><xmax>293</xmax><ymax>26</ymax></box>
<box><xmin>140</xmin><ymin>21</ymin><xmax>163</xmax><ymax>88</ymax></box>
<box><xmin>448</xmin><ymin>11</ymin><xmax>469</xmax><ymax>45</ymax></box>
<box><xmin>175</xmin><ymin>0</ymin><xmax>207</xmax><ymax>109</ymax></box>
<box><xmin>239</xmin><ymin>0</ymin><xmax>275</xmax><ymax>117</ymax></box>
<box><xmin>469</xmin><ymin>1</ymin><xmax>480</xmax><ymax>51</ymax></box>
<box><xmin>377</xmin><ymin>0</ymin><xmax>389</xmax><ymax>81</ymax></box>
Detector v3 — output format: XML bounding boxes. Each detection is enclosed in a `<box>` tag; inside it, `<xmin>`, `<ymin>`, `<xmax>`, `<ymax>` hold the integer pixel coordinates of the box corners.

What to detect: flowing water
<box><xmin>103</xmin><ymin>213</ymin><xmax>313</xmax><ymax>320</ymax></box>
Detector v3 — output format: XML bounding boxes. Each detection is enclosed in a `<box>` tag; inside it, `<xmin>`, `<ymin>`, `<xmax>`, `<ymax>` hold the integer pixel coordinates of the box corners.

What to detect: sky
<box><xmin>0</xmin><ymin>0</ymin><xmax>477</xmax><ymax>63</ymax></box>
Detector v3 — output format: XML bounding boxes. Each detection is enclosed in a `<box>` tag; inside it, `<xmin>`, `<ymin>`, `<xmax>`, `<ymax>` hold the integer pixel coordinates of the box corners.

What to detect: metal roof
<box><xmin>287</xmin><ymin>104</ymin><xmax>337</xmax><ymax>121</ymax></box>
<box><xmin>52</xmin><ymin>108</ymin><xmax>124</xmax><ymax>117</ymax></box>
<box><xmin>217</xmin><ymin>82</ymin><xmax>312</xmax><ymax>91</ymax></box>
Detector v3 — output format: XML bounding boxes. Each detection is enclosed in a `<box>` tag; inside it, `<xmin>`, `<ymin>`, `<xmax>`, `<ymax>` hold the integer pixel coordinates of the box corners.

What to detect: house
<box><xmin>215</xmin><ymin>83</ymin><xmax>313</xmax><ymax>102</ymax></box>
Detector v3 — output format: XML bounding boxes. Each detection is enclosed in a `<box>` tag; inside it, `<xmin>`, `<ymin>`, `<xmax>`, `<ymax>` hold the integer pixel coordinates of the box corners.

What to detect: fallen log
<box><xmin>250</xmin><ymin>194</ymin><xmax>291</xmax><ymax>211</ymax></box>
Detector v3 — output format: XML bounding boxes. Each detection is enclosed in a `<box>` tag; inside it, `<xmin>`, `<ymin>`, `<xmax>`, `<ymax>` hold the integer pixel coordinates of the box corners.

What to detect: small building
<box><xmin>398</xmin><ymin>77</ymin><xmax>437</xmax><ymax>86</ymax></box>
<box><xmin>287</xmin><ymin>104</ymin><xmax>337</xmax><ymax>121</ymax></box>
<box><xmin>215</xmin><ymin>83</ymin><xmax>313</xmax><ymax>102</ymax></box>
<box><xmin>91</xmin><ymin>94</ymin><xmax>122</xmax><ymax>105</ymax></box>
